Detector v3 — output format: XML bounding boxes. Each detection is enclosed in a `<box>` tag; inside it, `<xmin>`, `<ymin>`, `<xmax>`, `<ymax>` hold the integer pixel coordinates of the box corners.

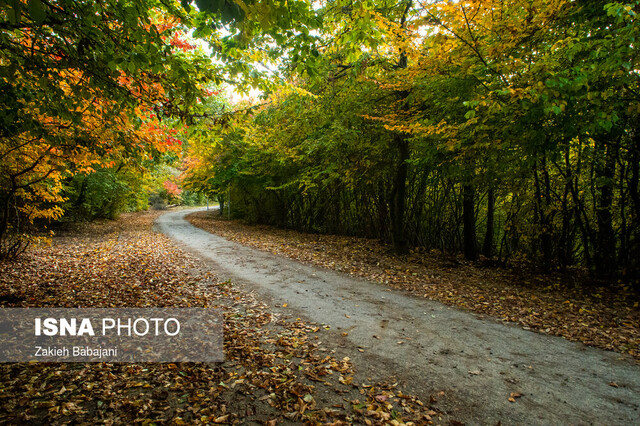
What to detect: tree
<box><xmin>182</xmin><ymin>0</ymin><xmax>640</xmax><ymax>279</ymax></box>
<box><xmin>0</xmin><ymin>0</ymin><xmax>321</xmax><ymax>257</ymax></box>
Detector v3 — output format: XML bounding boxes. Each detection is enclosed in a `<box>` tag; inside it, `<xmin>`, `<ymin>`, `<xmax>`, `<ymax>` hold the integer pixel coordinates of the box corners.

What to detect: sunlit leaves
<box><xmin>0</xmin><ymin>0</ymin><xmax>217</xmax><ymax>256</ymax></box>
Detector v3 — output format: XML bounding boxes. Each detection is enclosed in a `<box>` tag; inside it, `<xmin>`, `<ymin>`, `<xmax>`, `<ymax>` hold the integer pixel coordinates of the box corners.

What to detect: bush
<box><xmin>64</xmin><ymin>168</ymin><xmax>147</xmax><ymax>220</ymax></box>
<box><xmin>180</xmin><ymin>190</ymin><xmax>206</xmax><ymax>206</ymax></box>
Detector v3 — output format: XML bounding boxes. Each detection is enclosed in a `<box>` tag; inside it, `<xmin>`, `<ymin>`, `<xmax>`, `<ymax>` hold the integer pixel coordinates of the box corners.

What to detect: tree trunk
<box><xmin>376</xmin><ymin>182</ymin><xmax>390</xmax><ymax>241</ymax></box>
<box><xmin>463</xmin><ymin>183</ymin><xmax>478</xmax><ymax>260</ymax></box>
<box><xmin>558</xmin><ymin>181</ymin><xmax>572</xmax><ymax>268</ymax></box>
<box><xmin>390</xmin><ymin>135</ymin><xmax>410</xmax><ymax>254</ymax></box>
<box><xmin>217</xmin><ymin>194</ymin><xmax>225</xmax><ymax>217</ymax></box>
<box><xmin>594</xmin><ymin>138</ymin><xmax>617</xmax><ymax>276</ymax></box>
<box><xmin>0</xmin><ymin>194</ymin><xmax>10</xmax><ymax>249</ymax></box>
<box><xmin>629</xmin><ymin>133</ymin><xmax>640</xmax><ymax>223</ymax></box>
<box><xmin>482</xmin><ymin>187</ymin><xmax>495</xmax><ymax>258</ymax></box>
<box><xmin>75</xmin><ymin>177</ymin><xmax>87</xmax><ymax>209</ymax></box>
<box><xmin>542</xmin><ymin>156</ymin><xmax>553</xmax><ymax>270</ymax></box>
<box><xmin>565</xmin><ymin>141</ymin><xmax>594</xmax><ymax>268</ymax></box>
<box><xmin>629</xmin><ymin>132</ymin><xmax>640</xmax><ymax>275</ymax></box>
<box><xmin>533</xmin><ymin>157</ymin><xmax>553</xmax><ymax>271</ymax></box>
<box><xmin>388</xmin><ymin>1</ymin><xmax>412</xmax><ymax>254</ymax></box>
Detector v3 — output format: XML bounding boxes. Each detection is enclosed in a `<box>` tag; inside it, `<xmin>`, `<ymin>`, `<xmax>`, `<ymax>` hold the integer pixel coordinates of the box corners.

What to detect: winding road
<box><xmin>156</xmin><ymin>208</ymin><xmax>640</xmax><ymax>425</ymax></box>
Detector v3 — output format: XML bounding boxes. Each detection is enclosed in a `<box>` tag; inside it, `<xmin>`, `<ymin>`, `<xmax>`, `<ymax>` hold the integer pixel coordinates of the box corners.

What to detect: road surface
<box><xmin>156</xmin><ymin>208</ymin><xmax>640</xmax><ymax>425</ymax></box>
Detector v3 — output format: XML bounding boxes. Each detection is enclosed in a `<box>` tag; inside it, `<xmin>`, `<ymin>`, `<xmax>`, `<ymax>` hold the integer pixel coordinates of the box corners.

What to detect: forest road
<box><xmin>156</xmin><ymin>208</ymin><xmax>640</xmax><ymax>425</ymax></box>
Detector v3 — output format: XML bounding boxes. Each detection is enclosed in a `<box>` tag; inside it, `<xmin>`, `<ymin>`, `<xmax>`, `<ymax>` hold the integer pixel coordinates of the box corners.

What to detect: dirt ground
<box><xmin>157</xmin><ymin>207</ymin><xmax>640</xmax><ymax>425</ymax></box>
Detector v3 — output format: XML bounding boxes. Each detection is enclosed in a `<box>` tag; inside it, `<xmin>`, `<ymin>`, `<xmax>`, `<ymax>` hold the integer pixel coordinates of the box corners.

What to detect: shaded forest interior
<box><xmin>183</xmin><ymin>1</ymin><xmax>640</xmax><ymax>282</ymax></box>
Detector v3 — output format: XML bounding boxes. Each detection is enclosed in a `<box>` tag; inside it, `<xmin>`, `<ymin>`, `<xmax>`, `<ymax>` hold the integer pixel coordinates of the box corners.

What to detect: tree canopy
<box><xmin>183</xmin><ymin>0</ymin><xmax>640</xmax><ymax>278</ymax></box>
<box><xmin>0</xmin><ymin>0</ymin><xmax>315</xmax><ymax>257</ymax></box>
<box><xmin>3</xmin><ymin>0</ymin><xmax>640</xmax><ymax>279</ymax></box>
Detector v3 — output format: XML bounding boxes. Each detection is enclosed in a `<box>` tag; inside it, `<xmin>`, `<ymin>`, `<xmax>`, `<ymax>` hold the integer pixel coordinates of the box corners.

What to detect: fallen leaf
<box><xmin>509</xmin><ymin>392</ymin><xmax>523</xmax><ymax>402</ymax></box>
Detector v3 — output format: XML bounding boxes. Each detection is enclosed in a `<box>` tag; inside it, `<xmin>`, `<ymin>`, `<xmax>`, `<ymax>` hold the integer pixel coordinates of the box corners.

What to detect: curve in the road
<box><xmin>156</xmin><ymin>208</ymin><xmax>640</xmax><ymax>425</ymax></box>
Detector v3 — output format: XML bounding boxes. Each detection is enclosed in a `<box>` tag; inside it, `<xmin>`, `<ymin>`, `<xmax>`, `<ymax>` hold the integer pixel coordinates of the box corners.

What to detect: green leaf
<box><xmin>27</xmin><ymin>0</ymin><xmax>46</xmax><ymax>24</ymax></box>
<box><xmin>195</xmin><ymin>0</ymin><xmax>223</xmax><ymax>14</ymax></box>
<box><xmin>7</xmin><ymin>1</ymin><xmax>21</xmax><ymax>25</ymax></box>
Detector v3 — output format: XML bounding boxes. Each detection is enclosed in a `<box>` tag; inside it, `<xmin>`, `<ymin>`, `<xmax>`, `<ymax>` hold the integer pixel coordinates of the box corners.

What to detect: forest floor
<box><xmin>0</xmin><ymin>210</ymin><xmax>438</xmax><ymax>425</ymax></box>
<box><xmin>188</xmin><ymin>211</ymin><xmax>640</xmax><ymax>361</ymax></box>
<box><xmin>161</xmin><ymin>207</ymin><xmax>640</xmax><ymax>425</ymax></box>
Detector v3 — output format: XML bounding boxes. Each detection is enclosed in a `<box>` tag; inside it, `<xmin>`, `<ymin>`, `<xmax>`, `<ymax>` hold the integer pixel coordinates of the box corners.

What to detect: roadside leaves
<box><xmin>0</xmin><ymin>211</ymin><xmax>441</xmax><ymax>424</ymax></box>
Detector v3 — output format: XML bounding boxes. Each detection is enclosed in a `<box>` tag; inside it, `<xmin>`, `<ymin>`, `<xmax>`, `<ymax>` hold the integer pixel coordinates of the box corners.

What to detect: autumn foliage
<box><xmin>0</xmin><ymin>1</ymin><xmax>208</xmax><ymax>258</ymax></box>
<box><xmin>183</xmin><ymin>0</ymin><xmax>640</xmax><ymax>280</ymax></box>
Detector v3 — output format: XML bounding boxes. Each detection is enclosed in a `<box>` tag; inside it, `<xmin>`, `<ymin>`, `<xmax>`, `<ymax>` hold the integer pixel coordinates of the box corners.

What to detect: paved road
<box><xmin>157</xmin><ymin>208</ymin><xmax>640</xmax><ymax>425</ymax></box>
